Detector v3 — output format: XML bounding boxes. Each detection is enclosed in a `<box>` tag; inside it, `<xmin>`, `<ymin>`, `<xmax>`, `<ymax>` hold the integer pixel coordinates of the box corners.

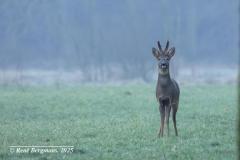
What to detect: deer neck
<box><xmin>157</xmin><ymin>72</ymin><xmax>171</xmax><ymax>87</ymax></box>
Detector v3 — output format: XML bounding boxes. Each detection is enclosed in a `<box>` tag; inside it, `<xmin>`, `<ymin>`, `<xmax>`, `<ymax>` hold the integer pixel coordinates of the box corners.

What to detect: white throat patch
<box><xmin>159</xmin><ymin>68</ymin><xmax>169</xmax><ymax>75</ymax></box>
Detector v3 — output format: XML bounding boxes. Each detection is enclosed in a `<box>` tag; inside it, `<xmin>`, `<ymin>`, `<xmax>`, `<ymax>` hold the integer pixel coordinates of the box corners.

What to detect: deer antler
<box><xmin>154</xmin><ymin>40</ymin><xmax>173</xmax><ymax>59</ymax></box>
<box><xmin>157</xmin><ymin>41</ymin><xmax>164</xmax><ymax>55</ymax></box>
<box><xmin>164</xmin><ymin>40</ymin><xmax>169</xmax><ymax>53</ymax></box>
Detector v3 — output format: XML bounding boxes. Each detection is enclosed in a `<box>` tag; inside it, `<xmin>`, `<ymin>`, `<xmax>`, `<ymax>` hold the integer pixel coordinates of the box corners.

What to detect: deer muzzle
<box><xmin>161</xmin><ymin>64</ymin><xmax>167</xmax><ymax>69</ymax></box>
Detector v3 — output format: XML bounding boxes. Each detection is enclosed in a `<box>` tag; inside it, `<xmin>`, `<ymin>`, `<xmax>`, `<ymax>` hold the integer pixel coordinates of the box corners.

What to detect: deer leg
<box><xmin>165</xmin><ymin>105</ymin><xmax>171</xmax><ymax>136</ymax></box>
<box><xmin>158</xmin><ymin>103</ymin><xmax>165</xmax><ymax>137</ymax></box>
<box><xmin>172</xmin><ymin>104</ymin><xmax>178</xmax><ymax>136</ymax></box>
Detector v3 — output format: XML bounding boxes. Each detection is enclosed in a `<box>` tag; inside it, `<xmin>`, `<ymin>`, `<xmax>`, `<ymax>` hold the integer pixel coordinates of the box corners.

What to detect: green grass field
<box><xmin>0</xmin><ymin>84</ymin><xmax>237</xmax><ymax>160</ymax></box>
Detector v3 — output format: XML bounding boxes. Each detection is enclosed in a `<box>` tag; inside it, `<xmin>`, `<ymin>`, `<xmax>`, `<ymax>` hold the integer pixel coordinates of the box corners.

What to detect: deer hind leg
<box><xmin>172</xmin><ymin>103</ymin><xmax>178</xmax><ymax>136</ymax></box>
<box><xmin>158</xmin><ymin>102</ymin><xmax>165</xmax><ymax>138</ymax></box>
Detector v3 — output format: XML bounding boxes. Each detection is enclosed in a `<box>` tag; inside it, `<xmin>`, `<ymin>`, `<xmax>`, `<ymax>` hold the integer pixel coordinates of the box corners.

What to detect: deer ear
<box><xmin>167</xmin><ymin>47</ymin><xmax>175</xmax><ymax>58</ymax></box>
<box><xmin>152</xmin><ymin>47</ymin><xmax>160</xmax><ymax>60</ymax></box>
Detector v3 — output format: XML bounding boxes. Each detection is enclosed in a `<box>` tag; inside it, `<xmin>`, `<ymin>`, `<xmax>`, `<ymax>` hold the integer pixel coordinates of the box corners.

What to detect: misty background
<box><xmin>0</xmin><ymin>0</ymin><xmax>238</xmax><ymax>85</ymax></box>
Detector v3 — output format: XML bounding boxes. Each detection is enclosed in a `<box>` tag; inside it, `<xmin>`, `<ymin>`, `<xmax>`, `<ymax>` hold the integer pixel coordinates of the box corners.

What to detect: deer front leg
<box><xmin>165</xmin><ymin>105</ymin><xmax>171</xmax><ymax>136</ymax></box>
<box><xmin>158</xmin><ymin>102</ymin><xmax>165</xmax><ymax>138</ymax></box>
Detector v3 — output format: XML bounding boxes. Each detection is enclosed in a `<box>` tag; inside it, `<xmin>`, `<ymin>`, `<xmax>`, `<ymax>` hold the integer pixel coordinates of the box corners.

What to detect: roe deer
<box><xmin>152</xmin><ymin>40</ymin><xmax>180</xmax><ymax>137</ymax></box>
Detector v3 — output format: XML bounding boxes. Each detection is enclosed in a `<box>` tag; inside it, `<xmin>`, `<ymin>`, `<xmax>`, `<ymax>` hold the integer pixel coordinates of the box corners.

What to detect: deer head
<box><xmin>152</xmin><ymin>40</ymin><xmax>175</xmax><ymax>75</ymax></box>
